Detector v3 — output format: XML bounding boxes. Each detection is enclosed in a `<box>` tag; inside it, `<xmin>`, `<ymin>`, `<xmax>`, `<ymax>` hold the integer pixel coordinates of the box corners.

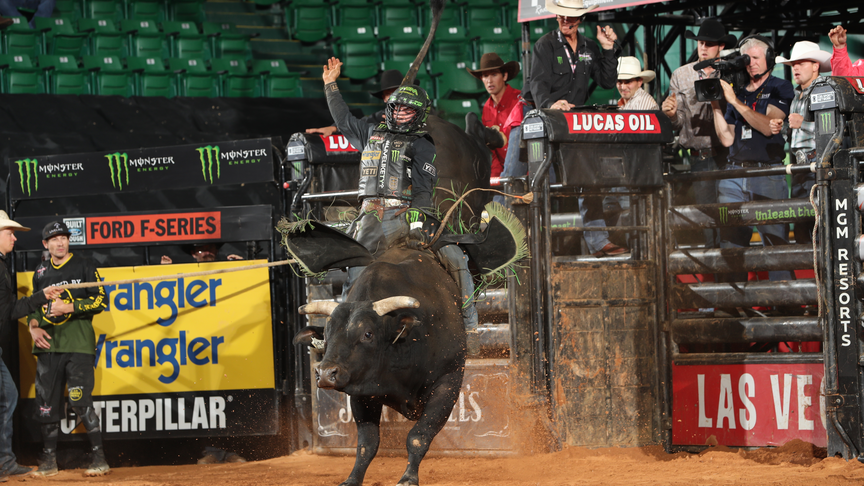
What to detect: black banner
<box><xmin>9</xmin><ymin>138</ymin><xmax>276</xmax><ymax>201</ymax></box>
<box><xmin>517</xmin><ymin>0</ymin><xmax>669</xmax><ymax>23</ymax></box>
<box><xmin>13</xmin><ymin>205</ymin><xmax>273</xmax><ymax>250</ymax></box>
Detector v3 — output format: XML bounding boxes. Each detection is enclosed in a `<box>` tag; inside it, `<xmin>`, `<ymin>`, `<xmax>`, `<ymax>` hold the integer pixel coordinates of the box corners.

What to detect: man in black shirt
<box><xmin>0</xmin><ymin>211</ymin><xmax>60</xmax><ymax>480</ymax></box>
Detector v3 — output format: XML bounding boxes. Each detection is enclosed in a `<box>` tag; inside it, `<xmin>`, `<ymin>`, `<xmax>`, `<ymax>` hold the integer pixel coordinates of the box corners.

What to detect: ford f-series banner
<box><xmin>9</xmin><ymin>138</ymin><xmax>275</xmax><ymax>200</ymax></box>
<box><xmin>16</xmin><ymin>260</ymin><xmax>277</xmax><ymax>440</ymax></box>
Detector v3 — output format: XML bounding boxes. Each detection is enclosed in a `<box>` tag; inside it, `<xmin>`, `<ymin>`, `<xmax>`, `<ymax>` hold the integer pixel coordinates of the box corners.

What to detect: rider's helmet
<box><xmin>385</xmin><ymin>85</ymin><xmax>431</xmax><ymax>133</ymax></box>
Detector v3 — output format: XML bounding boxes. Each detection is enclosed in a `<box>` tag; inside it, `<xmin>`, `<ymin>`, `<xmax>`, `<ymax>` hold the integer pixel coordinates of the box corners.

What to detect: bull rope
<box><xmin>427</xmin><ymin>187</ymin><xmax>533</xmax><ymax>247</ymax></box>
<box><xmin>52</xmin><ymin>259</ymin><xmax>297</xmax><ymax>290</ymax></box>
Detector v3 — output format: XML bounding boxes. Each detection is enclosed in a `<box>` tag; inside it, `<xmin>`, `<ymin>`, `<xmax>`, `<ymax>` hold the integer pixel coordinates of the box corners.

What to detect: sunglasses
<box><xmin>556</xmin><ymin>15</ymin><xmax>582</xmax><ymax>23</ymax></box>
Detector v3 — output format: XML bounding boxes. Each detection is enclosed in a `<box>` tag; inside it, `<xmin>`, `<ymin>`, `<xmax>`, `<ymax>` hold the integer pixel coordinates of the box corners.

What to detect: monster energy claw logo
<box><xmin>719</xmin><ymin>206</ymin><xmax>728</xmax><ymax>225</ymax></box>
<box><xmin>528</xmin><ymin>140</ymin><xmax>543</xmax><ymax>162</ymax></box>
<box><xmin>15</xmin><ymin>158</ymin><xmax>38</xmax><ymax>195</ymax></box>
<box><xmin>196</xmin><ymin>145</ymin><xmax>221</xmax><ymax>183</ymax></box>
<box><xmin>105</xmin><ymin>153</ymin><xmax>129</xmax><ymax>190</ymax></box>
<box><xmin>819</xmin><ymin>112</ymin><xmax>834</xmax><ymax>133</ymax></box>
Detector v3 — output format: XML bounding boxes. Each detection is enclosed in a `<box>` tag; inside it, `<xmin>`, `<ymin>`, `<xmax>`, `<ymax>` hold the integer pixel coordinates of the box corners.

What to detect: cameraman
<box><xmin>711</xmin><ymin>36</ymin><xmax>794</xmax><ymax>282</ymax></box>
<box><xmin>662</xmin><ymin>19</ymin><xmax>736</xmax><ymax>249</ymax></box>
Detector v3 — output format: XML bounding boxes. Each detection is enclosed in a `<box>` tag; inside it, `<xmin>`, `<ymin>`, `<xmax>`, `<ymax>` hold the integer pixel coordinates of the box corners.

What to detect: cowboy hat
<box><xmin>617</xmin><ymin>56</ymin><xmax>655</xmax><ymax>83</ymax></box>
<box><xmin>544</xmin><ymin>0</ymin><xmax>598</xmax><ymax>18</ymax></box>
<box><xmin>467</xmin><ymin>53</ymin><xmax>520</xmax><ymax>82</ymax></box>
<box><xmin>684</xmin><ymin>18</ymin><xmax>737</xmax><ymax>48</ymax></box>
<box><xmin>369</xmin><ymin>69</ymin><xmax>420</xmax><ymax>99</ymax></box>
<box><xmin>775</xmin><ymin>40</ymin><xmax>831</xmax><ymax>72</ymax></box>
<box><xmin>0</xmin><ymin>211</ymin><xmax>29</xmax><ymax>232</ymax></box>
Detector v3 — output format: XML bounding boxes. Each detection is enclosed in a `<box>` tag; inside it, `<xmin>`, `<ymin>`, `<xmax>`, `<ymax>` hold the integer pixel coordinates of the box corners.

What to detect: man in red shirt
<box><xmin>828</xmin><ymin>25</ymin><xmax>864</xmax><ymax>76</ymax></box>
<box><xmin>466</xmin><ymin>53</ymin><xmax>523</xmax><ymax>178</ymax></box>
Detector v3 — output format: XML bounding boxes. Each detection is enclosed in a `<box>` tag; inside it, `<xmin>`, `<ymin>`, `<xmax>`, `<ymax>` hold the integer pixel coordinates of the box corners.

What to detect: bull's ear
<box><xmin>391</xmin><ymin>315</ymin><xmax>420</xmax><ymax>343</ymax></box>
<box><xmin>293</xmin><ymin>326</ymin><xmax>325</xmax><ymax>347</ymax></box>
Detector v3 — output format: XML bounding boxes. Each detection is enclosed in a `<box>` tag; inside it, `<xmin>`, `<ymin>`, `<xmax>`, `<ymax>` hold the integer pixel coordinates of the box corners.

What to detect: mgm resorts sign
<box><xmin>9</xmin><ymin>138</ymin><xmax>275</xmax><ymax>200</ymax></box>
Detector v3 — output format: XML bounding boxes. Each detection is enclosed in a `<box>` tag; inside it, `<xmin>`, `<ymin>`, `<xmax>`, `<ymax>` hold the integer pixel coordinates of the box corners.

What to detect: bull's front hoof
<box><xmin>338</xmin><ymin>480</ymin><xmax>361</xmax><ymax>486</ymax></box>
<box><xmin>396</xmin><ymin>477</ymin><xmax>419</xmax><ymax>486</ymax></box>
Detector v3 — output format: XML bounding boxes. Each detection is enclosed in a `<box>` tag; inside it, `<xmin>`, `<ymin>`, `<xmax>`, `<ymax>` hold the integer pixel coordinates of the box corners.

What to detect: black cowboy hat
<box><xmin>467</xmin><ymin>53</ymin><xmax>520</xmax><ymax>82</ymax></box>
<box><xmin>684</xmin><ymin>18</ymin><xmax>737</xmax><ymax>47</ymax></box>
<box><xmin>369</xmin><ymin>69</ymin><xmax>420</xmax><ymax>99</ymax></box>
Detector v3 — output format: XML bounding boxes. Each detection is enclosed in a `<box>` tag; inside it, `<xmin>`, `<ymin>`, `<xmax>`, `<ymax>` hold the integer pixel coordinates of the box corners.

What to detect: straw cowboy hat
<box><xmin>0</xmin><ymin>211</ymin><xmax>30</xmax><ymax>232</ymax></box>
<box><xmin>467</xmin><ymin>53</ymin><xmax>520</xmax><ymax>81</ymax></box>
<box><xmin>616</xmin><ymin>56</ymin><xmax>655</xmax><ymax>83</ymax></box>
<box><xmin>544</xmin><ymin>0</ymin><xmax>598</xmax><ymax>18</ymax></box>
<box><xmin>684</xmin><ymin>18</ymin><xmax>737</xmax><ymax>48</ymax></box>
<box><xmin>775</xmin><ymin>40</ymin><xmax>831</xmax><ymax>72</ymax></box>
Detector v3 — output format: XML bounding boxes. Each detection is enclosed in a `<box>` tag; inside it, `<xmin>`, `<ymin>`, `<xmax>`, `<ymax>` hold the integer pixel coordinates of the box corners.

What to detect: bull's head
<box><xmin>293</xmin><ymin>296</ymin><xmax>421</xmax><ymax>392</ymax></box>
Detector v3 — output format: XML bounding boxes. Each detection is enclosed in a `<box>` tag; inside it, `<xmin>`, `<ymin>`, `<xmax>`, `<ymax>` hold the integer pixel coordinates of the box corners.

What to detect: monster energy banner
<box><xmin>9</xmin><ymin>138</ymin><xmax>275</xmax><ymax>201</ymax></box>
<box><xmin>518</xmin><ymin>0</ymin><xmax>669</xmax><ymax>22</ymax></box>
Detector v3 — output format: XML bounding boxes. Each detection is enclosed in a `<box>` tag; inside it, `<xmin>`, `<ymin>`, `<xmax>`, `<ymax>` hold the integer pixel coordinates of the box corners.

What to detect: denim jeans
<box><xmin>0</xmin><ymin>0</ymin><xmax>55</xmax><ymax>28</ymax></box>
<box><xmin>718</xmin><ymin>166</ymin><xmax>792</xmax><ymax>281</ymax></box>
<box><xmin>579</xmin><ymin>195</ymin><xmax>610</xmax><ymax>254</ymax></box>
<box><xmin>0</xmin><ymin>348</ymin><xmax>19</xmax><ymax>473</ymax></box>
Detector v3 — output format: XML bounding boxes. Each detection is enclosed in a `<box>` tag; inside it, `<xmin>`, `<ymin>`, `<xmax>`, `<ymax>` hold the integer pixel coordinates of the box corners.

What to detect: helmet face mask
<box><xmin>385</xmin><ymin>86</ymin><xmax>431</xmax><ymax>133</ymax></box>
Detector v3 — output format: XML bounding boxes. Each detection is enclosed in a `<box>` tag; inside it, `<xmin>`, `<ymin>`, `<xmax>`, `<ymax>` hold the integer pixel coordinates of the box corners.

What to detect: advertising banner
<box><xmin>672</xmin><ymin>363</ymin><xmax>826</xmax><ymax>447</ymax></box>
<box><xmin>16</xmin><ymin>260</ymin><xmax>277</xmax><ymax>440</ymax></box>
<box><xmin>14</xmin><ymin>206</ymin><xmax>273</xmax><ymax>251</ymax></box>
<box><xmin>518</xmin><ymin>0</ymin><xmax>669</xmax><ymax>23</ymax></box>
<box><xmin>9</xmin><ymin>138</ymin><xmax>275</xmax><ymax>201</ymax></box>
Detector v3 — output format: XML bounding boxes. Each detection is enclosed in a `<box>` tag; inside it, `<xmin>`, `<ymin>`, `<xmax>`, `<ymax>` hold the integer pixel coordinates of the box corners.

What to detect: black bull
<box><xmin>294</xmin><ymin>247</ymin><xmax>467</xmax><ymax>486</ymax></box>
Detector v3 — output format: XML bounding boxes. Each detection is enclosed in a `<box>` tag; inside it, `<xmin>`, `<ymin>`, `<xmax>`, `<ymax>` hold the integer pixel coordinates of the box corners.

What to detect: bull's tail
<box><xmin>401</xmin><ymin>0</ymin><xmax>444</xmax><ymax>87</ymax></box>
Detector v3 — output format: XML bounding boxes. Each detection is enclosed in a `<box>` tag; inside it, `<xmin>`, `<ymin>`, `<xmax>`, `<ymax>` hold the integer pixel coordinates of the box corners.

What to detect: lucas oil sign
<box><xmin>16</xmin><ymin>261</ymin><xmax>277</xmax><ymax>440</ymax></box>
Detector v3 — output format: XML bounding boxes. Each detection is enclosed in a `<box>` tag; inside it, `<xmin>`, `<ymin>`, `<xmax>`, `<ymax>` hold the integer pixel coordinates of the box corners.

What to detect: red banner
<box><xmin>845</xmin><ymin>77</ymin><xmax>864</xmax><ymax>94</ymax></box>
<box><xmin>320</xmin><ymin>135</ymin><xmax>358</xmax><ymax>153</ymax></box>
<box><xmin>565</xmin><ymin>112</ymin><xmax>662</xmax><ymax>134</ymax></box>
<box><xmin>86</xmin><ymin>212</ymin><xmax>221</xmax><ymax>245</ymax></box>
<box><xmin>672</xmin><ymin>363</ymin><xmax>826</xmax><ymax>447</ymax></box>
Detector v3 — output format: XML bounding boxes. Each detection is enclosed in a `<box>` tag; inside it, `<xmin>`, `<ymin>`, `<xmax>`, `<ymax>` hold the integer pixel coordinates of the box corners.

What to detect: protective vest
<box><xmin>358</xmin><ymin>126</ymin><xmax>424</xmax><ymax>201</ymax></box>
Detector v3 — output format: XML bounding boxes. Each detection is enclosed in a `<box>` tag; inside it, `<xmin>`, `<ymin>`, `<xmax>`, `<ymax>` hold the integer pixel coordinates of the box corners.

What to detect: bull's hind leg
<box><xmin>340</xmin><ymin>396</ymin><xmax>383</xmax><ymax>486</ymax></box>
<box><xmin>397</xmin><ymin>371</ymin><xmax>463</xmax><ymax>486</ymax></box>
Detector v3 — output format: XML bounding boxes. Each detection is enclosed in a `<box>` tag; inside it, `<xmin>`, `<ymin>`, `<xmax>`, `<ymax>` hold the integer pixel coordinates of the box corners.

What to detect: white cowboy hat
<box><xmin>545</xmin><ymin>0</ymin><xmax>598</xmax><ymax>18</ymax></box>
<box><xmin>775</xmin><ymin>41</ymin><xmax>831</xmax><ymax>72</ymax></box>
<box><xmin>0</xmin><ymin>210</ymin><xmax>30</xmax><ymax>232</ymax></box>
<box><xmin>616</xmin><ymin>56</ymin><xmax>655</xmax><ymax>83</ymax></box>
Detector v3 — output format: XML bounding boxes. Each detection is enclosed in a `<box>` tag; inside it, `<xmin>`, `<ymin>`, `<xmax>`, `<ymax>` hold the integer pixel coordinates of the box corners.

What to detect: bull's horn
<box><xmin>372</xmin><ymin>296</ymin><xmax>420</xmax><ymax>316</ymax></box>
<box><xmin>299</xmin><ymin>301</ymin><xmax>339</xmax><ymax>316</ymax></box>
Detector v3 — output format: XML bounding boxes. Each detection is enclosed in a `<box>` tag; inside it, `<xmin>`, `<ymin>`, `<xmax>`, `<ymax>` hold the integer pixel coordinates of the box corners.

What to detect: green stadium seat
<box><xmin>465</xmin><ymin>5</ymin><xmax>500</xmax><ymax>30</ymax></box>
<box><xmin>382</xmin><ymin>59</ymin><xmax>433</xmax><ymax>98</ymax></box>
<box><xmin>54</xmin><ymin>0</ymin><xmax>82</xmax><ymax>21</ymax></box>
<box><xmin>163</xmin><ymin>22</ymin><xmax>209</xmax><ymax>59</ymax></box>
<box><xmin>82</xmin><ymin>54</ymin><xmax>133</xmax><ymax>96</ymax></box>
<box><xmin>529</xmin><ymin>22</ymin><xmax>554</xmax><ymax>43</ymax></box>
<box><xmin>336</xmin><ymin>5</ymin><xmax>375</xmax><ymax>28</ymax></box>
<box><xmin>124</xmin><ymin>0</ymin><xmax>163</xmax><ymax>21</ymax></box>
<box><xmin>378</xmin><ymin>25</ymin><xmax>423</xmax><ymax>63</ymax></box>
<box><xmin>167</xmin><ymin>57</ymin><xmax>218</xmax><ymax>97</ymax></box>
<box><xmin>2</xmin><ymin>17</ymin><xmax>41</xmax><ymax>58</ymax></box>
<box><xmin>34</xmin><ymin>17</ymin><xmax>88</xmax><ymax>56</ymax></box>
<box><xmin>211</xmin><ymin>59</ymin><xmax>259</xmax><ymax>98</ymax></box>
<box><xmin>85</xmin><ymin>0</ymin><xmax>122</xmax><ymax>21</ymax></box>
<box><xmin>290</xmin><ymin>4</ymin><xmax>329</xmax><ymax>43</ymax></box>
<box><xmin>472</xmin><ymin>26</ymin><xmax>517</xmax><ymax>61</ymax></box>
<box><xmin>251</xmin><ymin>59</ymin><xmax>302</xmax><ymax>98</ymax></box>
<box><xmin>333</xmin><ymin>26</ymin><xmax>378</xmax><ymax>80</ymax></box>
<box><xmin>39</xmin><ymin>54</ymin><xmax>90</xmax><ymax>94</ymax></box>
<box><xmin>425</xmin><ymin>5</ymin><xmax>460</xmax><ymax>29</ymax></box>
<box><xmin>435</xmin><ymin>98</ymin><xmax>480</xmax><ymax>130</ymax></box>
<box><xmin>169</xmin><ymin>0</ymin><xmax>205</xmax><ymax>23</ymax></box>
<box><xmin>378</xmin><ymin>1</ymin><xmax>418</xmax><ymax>28</ymax></box>
<box><xmin>127</xmin><ymin>56</ymin><xmax>175</xmax><ymax>97</ymax></box>
<box><xmin>428</xmin><ymin>60</ymin><xmax>484</xmax><ymax>98</ymax></box>
<box><xmin>120</xmin><ymin>19</ymin><xmax>167</xmax><ymax>58</ymax></box>
<box><xmin>78</xmin><ymin>18</ymin><xmax>126</xmax><ymax>57</ymax></box>
<box><xmin>202</xmin><ymin>22</ymin><xmax>252</xmax><ymax>61</ymax></box>
<box><xmin>0</xmin><ymin>54</ymin><xmax>44</xmax><ymax>93</ymax></box>
<box><xmin>433</xmin><ymin>26</ymin><xmax>471</xmax><ymax>62</ymax></box>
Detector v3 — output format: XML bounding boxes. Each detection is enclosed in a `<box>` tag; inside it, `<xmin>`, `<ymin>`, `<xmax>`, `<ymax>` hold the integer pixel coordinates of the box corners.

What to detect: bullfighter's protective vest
<box><xmin>358</xmin><ymin>125</ymin><xmax>425</xmax><ymax>201</ymax></box>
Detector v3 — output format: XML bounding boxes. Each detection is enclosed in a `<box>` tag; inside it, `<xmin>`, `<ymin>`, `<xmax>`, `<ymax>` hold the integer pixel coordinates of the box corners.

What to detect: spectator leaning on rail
<box><xmin>662</xmin><ymin>18</ymin><xmax>736</xmax><ymax>250</ymax></box>
<box><xmin>530</xmin><ymin>0</ymin><xmax>623</xmax><ymax>257</ymax></box>
<box><xmin>711</xmin><ymin>35</ymin><xmax>794</xmax><ymax>282</ymax></box>
<box><xmin>464</xmin><ymin>52</ymin><xmax>521</xmax><ymax>180</ymax></box>
<box><xmin>28</xmin><ymin>221</ymin><xmax>110</xmax><ymax>477</ymax></box>
<box><xmin>769</xmin><ymin>41</ymin><xmax>831</xmax><ymax>246</ymax></box>
<box><xmin>0</xmin><ymin>212</ymin><xmax>61</xmax><ymax>481</ymax></box>
<box><xmin>828</xmin><ymin>25</ymin><xmax>864</xmax><ymax>76</ymax></box>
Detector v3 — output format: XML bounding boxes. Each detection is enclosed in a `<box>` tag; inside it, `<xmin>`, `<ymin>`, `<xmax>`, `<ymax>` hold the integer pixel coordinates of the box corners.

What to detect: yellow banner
<box><xmin>17</xmin><ymin>260</ymin><xmax>275</xmax><ymax>397</ymax></box>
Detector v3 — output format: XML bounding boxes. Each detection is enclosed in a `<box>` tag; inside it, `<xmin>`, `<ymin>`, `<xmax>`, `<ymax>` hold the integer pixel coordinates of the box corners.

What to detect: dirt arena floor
<box><xmin>5</xmin><ymin>440</ymin><xmax>864</xmax><ymax>485</ymax></box>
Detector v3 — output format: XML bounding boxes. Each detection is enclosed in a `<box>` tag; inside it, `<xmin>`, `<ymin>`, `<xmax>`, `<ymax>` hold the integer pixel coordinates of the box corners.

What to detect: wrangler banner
<box><xmin>16</xmin><ymin>260</ymin><xmax>278</xmax><ymax>440</ymax></box>
<box><xmin>518</xmin><ymin>0</ymin><xmax>669</xmax><ymax>22</ymax></box>
<box><xmin>9</xmin><ymin>138</ymin><xmax>275</xmax><ymax>200</ymax></box>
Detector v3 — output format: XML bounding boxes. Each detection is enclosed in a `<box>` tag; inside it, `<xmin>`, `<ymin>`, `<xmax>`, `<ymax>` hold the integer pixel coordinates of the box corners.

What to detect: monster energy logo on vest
<box><xmin>105</xmin><ymin>153</ymin><xmax>129</xmax><ymax>190</ymax></box>
<box><xmin>358</xmin><ymin>129</ymin><xmax>422</xmax><ymax>200</ymax></box>
<box><xmin>196</xmin><ymin>145</ymin><xmax>221</xmax><ymax>183</ymax></box>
